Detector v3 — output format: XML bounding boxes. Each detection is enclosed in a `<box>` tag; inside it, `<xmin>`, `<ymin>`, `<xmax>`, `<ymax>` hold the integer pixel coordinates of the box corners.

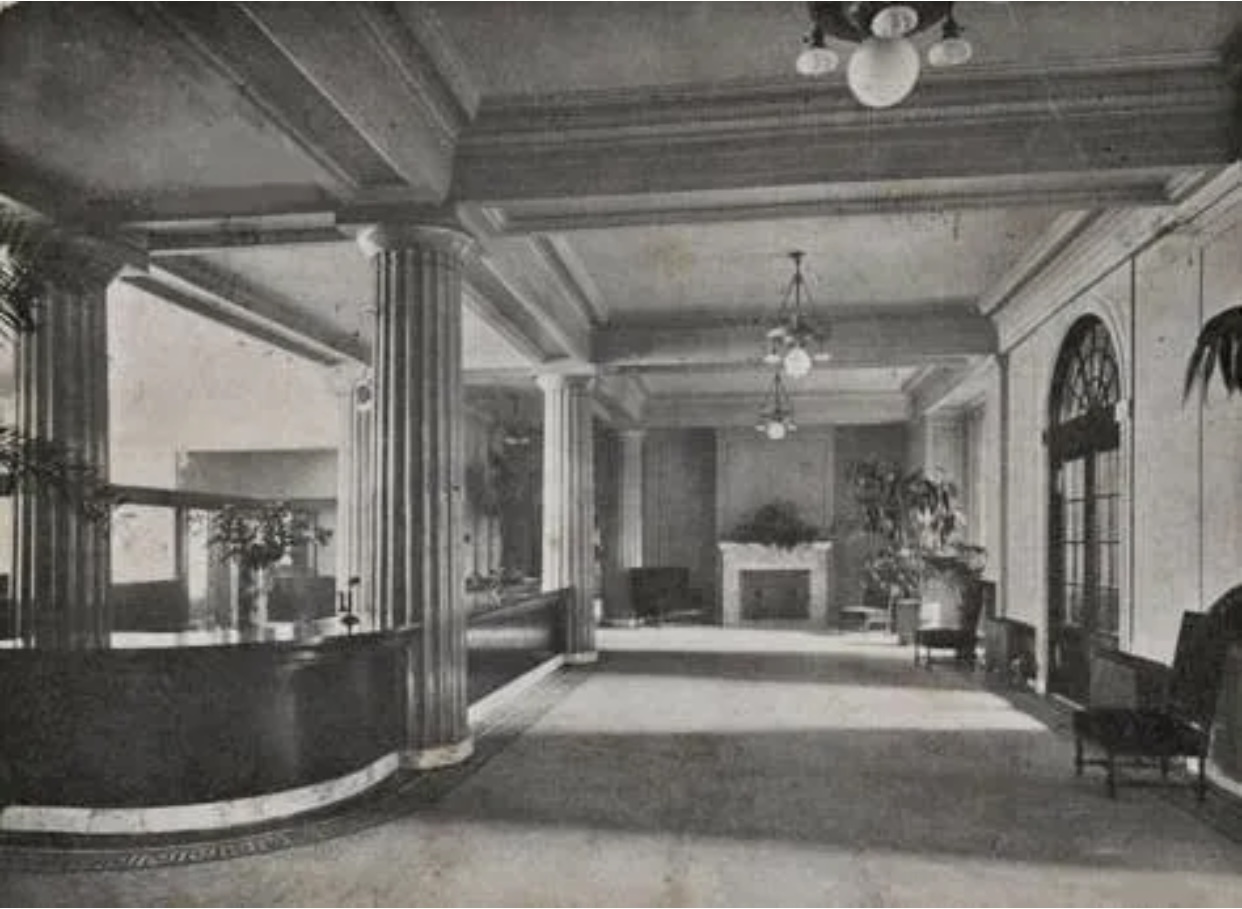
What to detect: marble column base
<box><xmin>402</xmin><ymin>736</ymin><xmax>475</xmax><ymax>770</ymax></box>
<box><xmin>564</xmin><ymin>651</ymin><xmax>600</xmax><ymax>666</ymax></box>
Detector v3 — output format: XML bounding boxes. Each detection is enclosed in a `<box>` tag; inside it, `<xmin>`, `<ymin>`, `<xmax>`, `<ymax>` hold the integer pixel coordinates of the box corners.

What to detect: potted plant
<box><xmin>848</xmin><ymin>460</ymin><xmax>986</xmax><ymax>643</ymax></box>
<box><xmin>206</xmin><ymin>501</ymin><xmax>331</xmax><ymax>636</ymax></box>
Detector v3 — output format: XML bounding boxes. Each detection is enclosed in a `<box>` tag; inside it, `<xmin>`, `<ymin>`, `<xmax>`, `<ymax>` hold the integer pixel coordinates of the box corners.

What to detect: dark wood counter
<box><xmin>0</xmin><ymin>630</ymin><xmax>410</xmax><ymax>808</ymax></box>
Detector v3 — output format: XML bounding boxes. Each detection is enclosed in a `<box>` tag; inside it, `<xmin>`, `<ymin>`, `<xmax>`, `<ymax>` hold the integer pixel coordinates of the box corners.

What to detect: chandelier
<box><xmin>764</xmin><ymin>250</ymin><xmax>824</xmax><ymax>379</ymax></box>
<box><xmin>756</xmin><ymin>369</ymin><xmax>798</xmax><ymax>441</ymax></box>
<box><xmin>795</xmin><ymin>2</ymin><xmax>973</xmax><ymax>108</ymax></box>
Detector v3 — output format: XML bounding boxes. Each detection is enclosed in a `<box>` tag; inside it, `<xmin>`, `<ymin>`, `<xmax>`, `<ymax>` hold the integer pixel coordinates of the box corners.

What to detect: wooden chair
<box><xmin>1073</xmin><ymin>587</ymin><xmax>1242</xmax><ymax>800</ymax></box>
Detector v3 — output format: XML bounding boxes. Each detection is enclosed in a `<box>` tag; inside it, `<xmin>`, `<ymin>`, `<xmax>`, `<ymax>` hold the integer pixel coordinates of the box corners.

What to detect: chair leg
<box><xmin>1198</xmin><ymin>755</ymin><xmax>1208</xmax><ymax>803</ymax></box>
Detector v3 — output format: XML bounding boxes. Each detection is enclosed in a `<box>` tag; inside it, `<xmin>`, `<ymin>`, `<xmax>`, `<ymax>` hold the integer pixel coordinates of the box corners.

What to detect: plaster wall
<box><xmin>108</xmin><ymin>282</ymin><xmax>339</xmax><ymax>488</ymax></box>
<box><xmin>1001</xmin><ymin>200</ymin><xmax>1242</xmax><ymax>675</ymax></box>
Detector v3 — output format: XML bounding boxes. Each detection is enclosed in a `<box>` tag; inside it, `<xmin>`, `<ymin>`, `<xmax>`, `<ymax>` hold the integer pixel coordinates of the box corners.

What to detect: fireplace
<box><xmin>719</xmin><ymin>542</ymin><xmax>832</xmax><ymax>626</ymax></box>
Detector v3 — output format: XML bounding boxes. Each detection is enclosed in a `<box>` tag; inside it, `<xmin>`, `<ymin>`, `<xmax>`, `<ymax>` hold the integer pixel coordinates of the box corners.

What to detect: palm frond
<box><xmin>0</xmin><ymin>207</ymin><xmax>50</xmax><ymax>336</ymax></box>
<box><xmin>1185</xmin><ymin>306</ymin><xmax>1242</xmax><ymax>401</ymax></box>
<box><xmin>0</xmin><ymin>424</ymin><xmax>118</xmax><ymax>522</ymax></box>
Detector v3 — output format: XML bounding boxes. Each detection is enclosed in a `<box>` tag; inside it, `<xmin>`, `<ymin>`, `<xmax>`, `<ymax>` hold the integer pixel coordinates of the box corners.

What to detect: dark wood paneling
<box><xmin>643</xmin><ymin>430</ymin><xmax>717</xmax><ymax>615</ymax></box>
<box><xmin>111</xmin><ymin>580</ymin><xmax>189</xmax><ymax>632</ymax></box>
<box><xmin>467</xmin><ymin>590</ymin><xmax>565</xmax><ymax>704</ymax></box>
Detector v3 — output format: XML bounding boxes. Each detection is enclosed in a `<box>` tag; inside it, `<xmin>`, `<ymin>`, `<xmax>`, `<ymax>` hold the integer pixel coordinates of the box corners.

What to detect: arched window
<box><xmin>1047</xmin><ymin>316</ymin><xmax>1122</xmax><ymax>704</ymax></box>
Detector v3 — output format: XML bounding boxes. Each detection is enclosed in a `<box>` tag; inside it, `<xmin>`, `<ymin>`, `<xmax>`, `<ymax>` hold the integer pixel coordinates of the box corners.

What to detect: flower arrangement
<box><xmin>725</xmin><ymin>499</ymin><xmax>825</xmax><ymax>549</ymax></box>
<box><xmin>207</xmin><ymin>501</ymin><xmax>331</xmax><ymax>570</ymax></box>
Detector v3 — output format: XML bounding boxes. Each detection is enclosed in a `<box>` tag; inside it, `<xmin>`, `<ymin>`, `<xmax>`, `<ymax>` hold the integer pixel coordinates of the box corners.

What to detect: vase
<box><xmin>235</xmin><ymin>563</ymin><xmax>272</xmax><ymax>637</ymax></box>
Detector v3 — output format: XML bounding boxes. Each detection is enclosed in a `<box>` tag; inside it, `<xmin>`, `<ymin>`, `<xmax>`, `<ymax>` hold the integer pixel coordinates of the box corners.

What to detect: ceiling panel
<box><xmin>640</xmin><ymin>366</ymin><xmax>920</xmax><ymax>397</ymax></box>
<box><xmin>569</xmin><ymin>207</ymin><xmax>1063</xmax><ymax>320</ymax></box>
<box><xmin>0</xmin><ymin>4</ymin><xmax>334</xmax><ymax>202</ymax></box>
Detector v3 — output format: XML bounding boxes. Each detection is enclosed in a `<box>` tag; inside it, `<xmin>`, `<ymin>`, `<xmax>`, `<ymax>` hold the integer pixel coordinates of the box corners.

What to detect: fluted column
<box><xmin>618</xmin><ymin>429</ymin><xmax>645</xmax><ymax>571</ymax></box>
<box><xmin>538</xmin><ymin>373</ymin><xmax>597</xmax><ymax>663</ymax></box>
<box><xmin>358</xmin><ymin>223</ymin><xmax>472</xmax><ymax>769</ymax></box>
<box><xmin>13</xmin><ymin>249</ymin><xmax>118</xmax><ymax>649</ymax></box>
<box><xmin>331</xmin><ymin>364</ymin><xmax>374</xmax><ymax>628</ymax></box>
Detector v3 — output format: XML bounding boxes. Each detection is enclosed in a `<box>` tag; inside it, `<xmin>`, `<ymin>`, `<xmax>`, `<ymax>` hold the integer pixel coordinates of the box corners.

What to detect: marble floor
<box><xmin>4</xmin><ymin>626</ymin><xmax>1242</xmax><ymax>907</ymax></box>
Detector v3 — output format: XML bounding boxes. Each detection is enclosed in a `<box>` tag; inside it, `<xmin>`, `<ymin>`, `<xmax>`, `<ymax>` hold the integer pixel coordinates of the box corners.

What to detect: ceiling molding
<box><xmin>138</xmin><ymin>4</ymin><xmax>384</xmax><ymax>196</ymax></box>
<box><xmin>389</xmin><ymin>4</ymin><xmax>481</xmax><ymax>120</ymax></box>
<box><xmin>978</xmin><ymin>210</ymin><xmax>1102</xmax><ymax>315</ymax></box>
<box><xmin>595</xmin><ymin>308</ymin><xmax>996</xmax><ymax>371</ymax></box>
<box><xmin>459</xmin><ymin>252</ymin><xmax>584</xmax><ymax>363</ymax></box>
<box><xmin>530</xmin><ymin>235</ymin><xmax>607</xmax><ymax>325</ymax></box>
<box><xmin>123</xmin><ymin>265</ymin><xmax>363</xmax><ymax>367</ymax></box>
<box><xmin>139</xmin><ymin>225</ymin><xmax>349</xmax><ymax>256</ymax></box>
<box><xmin>236</xmin><ymin>2</ymin><xmax>461</xmax><ymax>200</ymax></box>
<box><xmin>994</xmin><ymin>163</ymin><xmax>1242</xmax><ymax>352</ymax></box>
<box><xmin>148</xmin><ymin>256</ymin><xmax>369</xmax><ymax>364</ymax></box>
<box><xmin>484</xmin><ymin>174</ymin><xmax>1174</xmax><ymax>235</ymax></box>
<box><xmin>454</xmin><ymin>58</ymin><xmax>1235</xmax><ymax>203</ymax></box>
<box><xmin>906</xmin><ymin>360</ymin><xmax>995</xmax><ymax>417</ymax></box>
<box><xmin>643</xmin><ymin>391</ymin><xmax>909</xmax><ymax>429</ymax></box>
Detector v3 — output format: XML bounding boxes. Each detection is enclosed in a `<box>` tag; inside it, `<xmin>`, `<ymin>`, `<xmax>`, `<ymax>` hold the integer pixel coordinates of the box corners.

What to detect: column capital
<box><xmin>356</xmin><ymin>223</ymin><xmax>475</xmax><ymax>260</ymax></box>
<box><xmin>535</xmin><ymin>370</ymin><xmax>596</xmax><ymax>394</ymax></box>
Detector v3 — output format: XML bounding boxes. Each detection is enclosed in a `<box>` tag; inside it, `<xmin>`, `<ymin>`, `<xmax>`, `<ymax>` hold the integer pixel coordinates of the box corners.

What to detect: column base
<box><xmin>401</xmin><ymin>736</ymin><xmax>475</xmax><ymax>770</ymax></box>
<box><xmin>563</xmin><ymin>651</ymin><xmax>599</xmax><ymax>666</ymax></box>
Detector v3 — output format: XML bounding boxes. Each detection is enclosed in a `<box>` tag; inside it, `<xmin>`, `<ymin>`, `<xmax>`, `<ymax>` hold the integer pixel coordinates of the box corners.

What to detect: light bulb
<box><xmin>796</xmin><ymin>45</ymin><xmax>839</xmax><ymax>77</ymax></box>
<box><xmin>928</xmin><ymin>36</ymin><xmax>972</xmax><ymax>67</ymax></box>
<box><xmin>847</xmin><ymin>37</ymin><xmax>921</xmax><ymax>109</ymax></box>
<box><xmin>766</xmin><ymin>421</ymin><xmax>787</xmax><ymax>441</ymax></box>
<box><xmin>783</xmin><ymin>344</ymin><xmax>813</xmax><ymax>378</ymax></box>
<box><xmin>870</xmin><ymin>5</ymin><xmax>919</xmax><ymax>39</ymax></box>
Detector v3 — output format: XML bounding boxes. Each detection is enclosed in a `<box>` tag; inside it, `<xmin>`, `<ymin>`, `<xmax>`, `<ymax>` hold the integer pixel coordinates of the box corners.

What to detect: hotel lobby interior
<box><xmin>7</xmin><ymin>2</ymin><xmax>1242</xmax><ymax>905</ymax></box>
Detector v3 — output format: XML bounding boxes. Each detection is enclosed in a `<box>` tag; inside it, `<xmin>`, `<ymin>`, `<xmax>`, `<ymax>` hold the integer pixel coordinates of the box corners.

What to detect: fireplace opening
<box><xmin>741</xmin><ymin>569</ymin><xmax>810</xmax><ymax>620</ymax></box>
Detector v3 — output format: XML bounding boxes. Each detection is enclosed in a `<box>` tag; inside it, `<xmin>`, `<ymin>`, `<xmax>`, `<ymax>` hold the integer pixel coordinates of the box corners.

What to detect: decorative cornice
<box><xmin>487</xmin><ymin>174</ymin><xmax>1173</xmax><ymax>236</ymax></box>
<box><xmin>993</xmin><ymin>163</ymin><xmax>1242</xmax><ymax>352</ymax></box>
<box><xmin>356</xmin><ymin>223</ymin><xmax>475</xmax><ymax>259</ymax></box>
<box><xmin>454</xmin><ymin>57</ymin><xmax>1235</xmax><ymax>203</ymax></box>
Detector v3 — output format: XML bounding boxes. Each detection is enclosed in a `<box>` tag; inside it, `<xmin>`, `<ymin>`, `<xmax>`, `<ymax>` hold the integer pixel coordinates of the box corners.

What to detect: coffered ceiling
<box><xmin>2</xmin><ymin>2</ymin><xmax>1240</xmax><ymax>428</ymax></box>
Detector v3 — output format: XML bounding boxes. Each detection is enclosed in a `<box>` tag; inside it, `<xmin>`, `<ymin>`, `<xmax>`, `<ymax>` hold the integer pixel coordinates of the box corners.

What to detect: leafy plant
<box><xmin>1185</xmin><ymin>306</ymin><xmax>1242</xmax><ymax>400</ymax></box>
<box><xmin>848</xmin><ymin>460</ymin><xmax>985</xmax><ymax>602</ymax></box>
<box><xmin>0</xmin><ymin>208</ymin><xmax>117</xmax><ymax>522</ymax></box>
<box><xmin>726</xmin><ymin>499</ymin><xmax>824</xmax><ymax>549</ymax></box>
<box><xmin>206</xmin><ymin>502</ymin><xmax>331</xmax><ymax>570</ymax></box>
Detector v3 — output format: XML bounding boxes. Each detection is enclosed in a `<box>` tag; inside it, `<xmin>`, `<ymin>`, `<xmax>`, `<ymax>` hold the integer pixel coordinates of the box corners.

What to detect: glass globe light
<box><xmin>783</xmin><ymin>344</ymin><xmax>813</xmax><ymax>378</ymax></box>
<box><xmin>847</xmin><ymin>37</ymin><xmax>921</xmax><ymax>109</ymax></box>
<box><xmin>766</xmin><ymin>420</ymin><xmax>788</xmax><ymax>441</ymax></box>
<box><xmin>928</xmin><ymin>17</ymin><xmax>973</xmax><ymax>68</ymax></box>
<box><xmin>796</xmin><ymin>45</ymin><xmax>839</xmax><ymax>77</ymax></box>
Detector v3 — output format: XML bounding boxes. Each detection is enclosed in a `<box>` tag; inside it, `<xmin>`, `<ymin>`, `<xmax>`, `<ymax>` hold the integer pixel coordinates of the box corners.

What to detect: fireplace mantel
<box><xmin>718</xmin><ymin>542</ymin><xmax>832</xmax><ymax>626</ymax></box>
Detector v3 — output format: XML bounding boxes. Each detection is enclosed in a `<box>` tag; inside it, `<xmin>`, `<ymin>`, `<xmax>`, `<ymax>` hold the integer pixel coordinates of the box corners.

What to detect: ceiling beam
<box><xmin>131</xmin><ymin>257</ymin><xmax>368</xmax><ymax>365</ymax></box>
<box><xmin>454</xmin><ymin>58</ymin><xmax>1235</xmax><ymax>208</ymax></box>
<box><xmin>236</xmin><ymin>1</ymin><xmax>470</xmax><ymax>202</ymax></box>
<box><xmin>644</xmin><ymin>391</ymin><xmax>909</xmax><ymax>429</ymax></box>
<box><xmin>595</xmin><ymin>308</ymin><xmax>996</xmax><ymax>371</ymax></box>
<box><xmin>475</xmin><ymin>173</ymin><xmax>1176</xmax><ymax>236</ymax></box>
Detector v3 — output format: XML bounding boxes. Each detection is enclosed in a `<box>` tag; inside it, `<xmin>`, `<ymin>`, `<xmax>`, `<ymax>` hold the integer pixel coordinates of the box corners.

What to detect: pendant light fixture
<box><xmin>756</xmin><ymin>369</ymin><xmax>798</xmax><ymax>441</ymax></box>
<box><xmin>764</xmin><ymin>250</ymin><xmax>825</xmax><ymax>380</ymax></box>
